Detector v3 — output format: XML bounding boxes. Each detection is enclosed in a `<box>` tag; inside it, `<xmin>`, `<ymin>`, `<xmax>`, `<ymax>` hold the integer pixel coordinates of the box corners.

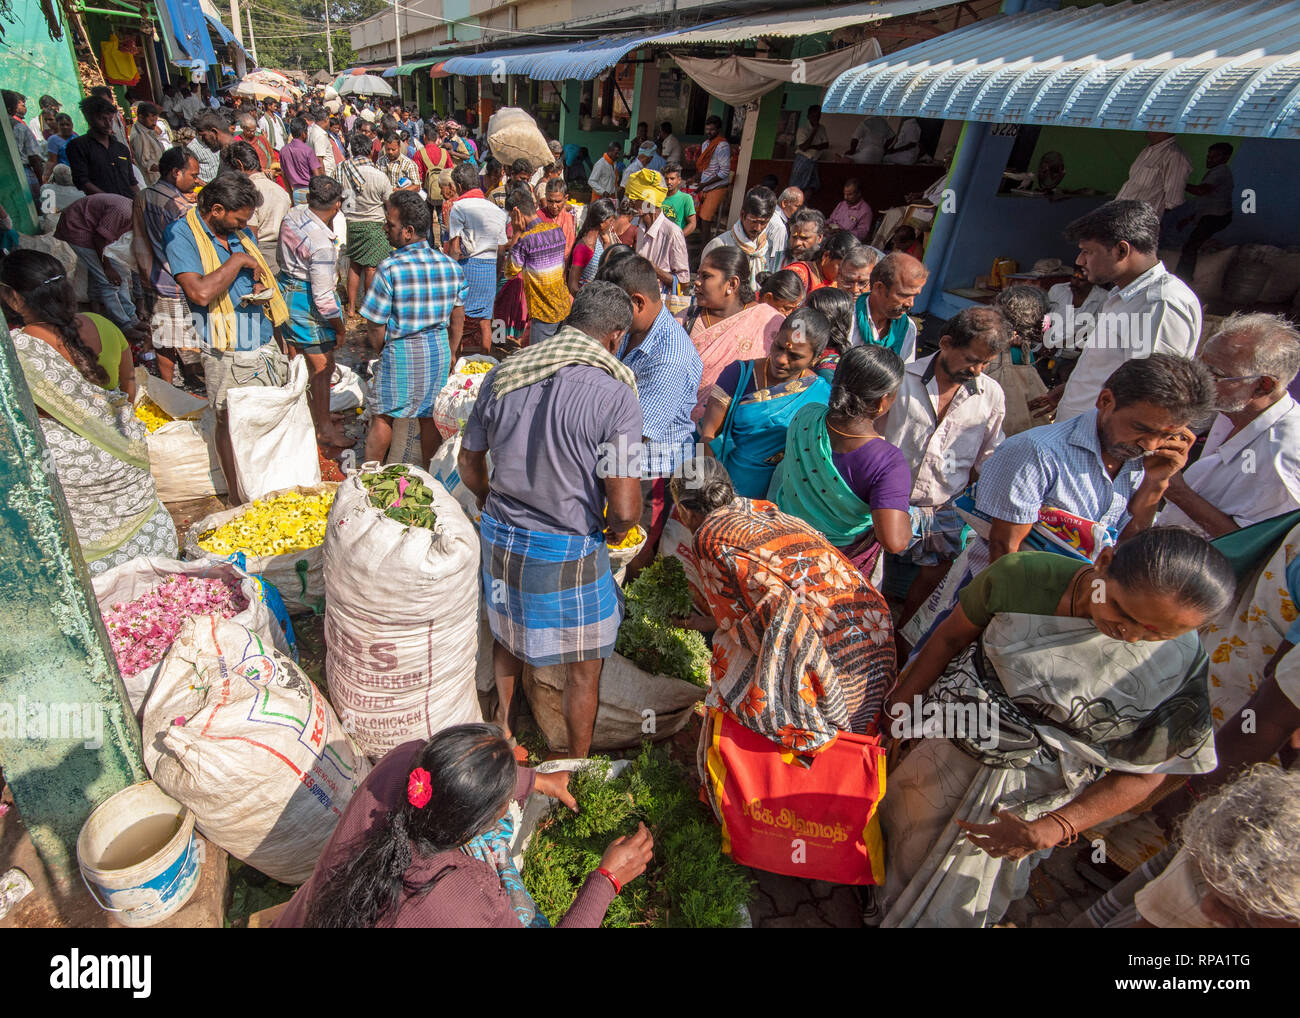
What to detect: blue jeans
<box><xmin>71</xmin><ymin>244</ymin><xmax>136</xmax><ymax>327</ymax></box>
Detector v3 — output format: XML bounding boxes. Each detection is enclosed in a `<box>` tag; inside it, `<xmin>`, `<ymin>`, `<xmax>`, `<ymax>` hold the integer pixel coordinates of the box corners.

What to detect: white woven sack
<box><xmin>323</xmin><ymin>464</ymin><xmax>482</xmax><ymax>758</ymax></box>
<box><xmin>93</xmin><ymin>556</ymin><xmax>288</xmax><ymax>716</ymax></box>
<box><xmin>143</xmin><ymin>618</ymin><xmax>369</xmax><ymax>884</ymax></box>
<box><xmin>227</xmin><ymin>355</ymin><xmax>321</xmax><ymax>501</ymax></box>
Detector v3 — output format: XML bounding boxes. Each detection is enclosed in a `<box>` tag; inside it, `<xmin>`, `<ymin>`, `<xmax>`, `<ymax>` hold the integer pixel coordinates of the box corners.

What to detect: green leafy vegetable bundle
<box><xmin>360</xmin><ymin>465</ymin><xmax>438</xmax><ymax>530</ymax></box>
<box><xmin>615</xmin><ymin>557</ymin><xmax>711</xmax><ymax>686</ymax></box>
<box><xmin>523</xmin><ymin>746</ymin><xmax>753</xmax><ymax>928</ymax></box>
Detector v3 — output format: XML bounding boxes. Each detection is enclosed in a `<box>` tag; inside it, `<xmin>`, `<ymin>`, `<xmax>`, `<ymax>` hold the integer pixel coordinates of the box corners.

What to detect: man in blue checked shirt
<box><xmin>361</xmin><ymin>190</ymin><xmax>467</xmax><ymax>467</ymax></box>
<box><xmin>600</xmin><ymin>254</ymin><xmax>703</xmax><ymax>572</ymax></box>
<box><xmin>976</xmin><ymin>352</ymin><xmax>1217</xmax><ymax>563</ymax></box>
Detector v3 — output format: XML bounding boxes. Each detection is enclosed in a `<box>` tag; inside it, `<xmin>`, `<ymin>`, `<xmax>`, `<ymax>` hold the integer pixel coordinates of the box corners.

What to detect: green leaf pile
<box><xmin>615</xmin><ymin>557</ymin><xmax>711</xmax><ymax>686</ymax></box>
<box><xmin>523</xmin><ymin>746</ymin><xmax>753</xmax><ymax>928</ymax></box>
<box><xmin>360</xmin><ymin>464</ymin><xmax>438</xmax><ymax>530</ymax></box>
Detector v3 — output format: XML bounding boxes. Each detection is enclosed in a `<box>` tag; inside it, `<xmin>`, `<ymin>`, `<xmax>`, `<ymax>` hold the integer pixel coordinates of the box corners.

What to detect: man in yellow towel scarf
<box><xmin>165</xmin><ymin>171</ymin><xmax>289</xmax><ymax>502</ymax></box>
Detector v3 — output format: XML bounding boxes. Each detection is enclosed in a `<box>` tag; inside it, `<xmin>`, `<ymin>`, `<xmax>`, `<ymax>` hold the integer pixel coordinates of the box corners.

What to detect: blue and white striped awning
<box><xmin>824</xmin><ymin>0</ymin><xmax>1300</xmax><ymax>139</ymax></box>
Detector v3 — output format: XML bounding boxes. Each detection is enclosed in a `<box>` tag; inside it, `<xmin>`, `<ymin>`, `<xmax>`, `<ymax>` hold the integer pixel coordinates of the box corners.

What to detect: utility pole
<box><xmin>324</xmin><ymin>0</ymin><xmax>335</xmax><ymax>75</ymax></box>
<box><xmin>393</xmin><ymin>0</ymin><xmax>402</xmax><ymax>66</ymax></box>
<box><xmin>245</xmin><ymin>2</ymin><xmax>260</xmax><ymax>67</ymax></box>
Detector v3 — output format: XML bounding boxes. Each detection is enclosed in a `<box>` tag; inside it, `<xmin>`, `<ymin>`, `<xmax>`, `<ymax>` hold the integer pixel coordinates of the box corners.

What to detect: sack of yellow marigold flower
<box><xmin>93</xmin><ymin>555</ymin><xmax>292</xmax><ymax>717</ymax></box>
<box><xmin>143</xmin><ymin>616</ymin><xmax>369</xmax><ymax>885</ymax></box>
<box><xmin>182</xmin><ymin>483</ymin><xmax>338</xmax><ymax>616</ymax></box>
<box><xmin>323</xmin><ymin>463</ymin><xmax>483</xmax><ymax>759</ymax></box>
<box><xmin>432</xmin><ymin>354</ymin><xmax>499</xmax><ymax>439</ymax></box>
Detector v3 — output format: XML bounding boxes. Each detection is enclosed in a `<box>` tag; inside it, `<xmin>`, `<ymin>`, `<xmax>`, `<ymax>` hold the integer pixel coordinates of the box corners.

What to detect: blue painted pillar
<box><xmin>0</xmin><ymin>319</ymin><xmax>146</xmax><ymax>890</ymax></box>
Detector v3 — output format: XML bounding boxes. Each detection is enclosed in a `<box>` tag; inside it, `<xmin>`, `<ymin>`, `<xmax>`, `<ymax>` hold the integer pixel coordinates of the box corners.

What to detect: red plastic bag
<box><xmin>702</xmin><ymin>708</ymin><xmax>886</xmax><ymax>885</ymax></box>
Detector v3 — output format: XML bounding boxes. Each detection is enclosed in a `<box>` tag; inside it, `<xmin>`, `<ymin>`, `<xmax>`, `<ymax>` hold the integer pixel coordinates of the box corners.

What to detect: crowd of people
<box><xmin>3</xmin><ymin>80</ymin><xmax>1298</xmax><ymax>931</ymax></box>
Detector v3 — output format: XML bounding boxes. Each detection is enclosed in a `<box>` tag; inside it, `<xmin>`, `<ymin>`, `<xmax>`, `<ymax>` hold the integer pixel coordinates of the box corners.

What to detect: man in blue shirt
<box><xmin>976</xmin><ymin>353</ymin><xmax>1217</xmax><ymax>562</ymax></box>
<box><xmin>166</xmin><ymin>172</ymin><xmax>286</xmax><ymax>502</ymax></box>
<box><xmin>599</xmin><ymin>253</ymin><xmax>702</xmax><ymax>573</ymax></box>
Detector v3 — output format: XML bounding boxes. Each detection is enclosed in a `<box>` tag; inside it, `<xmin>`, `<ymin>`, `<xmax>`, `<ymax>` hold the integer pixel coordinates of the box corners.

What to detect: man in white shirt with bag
<box><xmin>880</xmin><ymin>306</ymin><xmax>1010</xmax><ymax>624</ymax></box>
<box><xmin>1034</xmin><ymin>200</ymin><xmax>1202</xmax><ymax>423</ymax></box>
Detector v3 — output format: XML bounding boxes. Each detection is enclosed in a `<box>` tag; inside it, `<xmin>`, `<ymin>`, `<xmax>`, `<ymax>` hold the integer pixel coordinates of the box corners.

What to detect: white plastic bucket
<box><xmin>76</xmin><ymin>781</ymin><xmax>201</xmax><ymax>928</ymax></box>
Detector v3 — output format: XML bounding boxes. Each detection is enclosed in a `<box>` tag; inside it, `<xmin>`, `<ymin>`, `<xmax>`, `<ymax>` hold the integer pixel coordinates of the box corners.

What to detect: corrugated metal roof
<box><xmin>441</xmin><ymin>43</ymin><xmax>578</xmax><ymax>78</ymax></box>
<box><xmin>658</xmin><ymin>0</ymin><xmax>959</xmax><ymax>46</ymax></box>
<box><xmin>443</xmin><ymin>0</ymin><xmax>957</xmax><ymax>81</ymax></box>
<box><xmin>823</xmin><ymin>0</ymin><xmax>1300</xmax><ymax>138</ymax></box>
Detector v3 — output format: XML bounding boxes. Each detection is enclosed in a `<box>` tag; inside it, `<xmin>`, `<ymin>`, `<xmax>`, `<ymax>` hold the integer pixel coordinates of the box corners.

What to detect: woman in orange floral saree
<box><xmin>670</xmin><ymin>459</ymin><xmax>895</xmax><ymax>755</ymax></box>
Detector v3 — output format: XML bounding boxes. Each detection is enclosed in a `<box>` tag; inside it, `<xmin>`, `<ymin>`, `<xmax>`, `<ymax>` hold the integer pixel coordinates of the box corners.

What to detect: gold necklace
<box><xmin>825</xmin><ymin>418</ymin><xmax>874</xmax><ymax>439</ymax></box>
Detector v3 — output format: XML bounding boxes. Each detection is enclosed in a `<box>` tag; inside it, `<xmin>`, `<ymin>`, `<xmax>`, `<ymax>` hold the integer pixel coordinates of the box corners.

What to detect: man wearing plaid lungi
<box><xmin>360</xmin><ymin>190</ymin><xmax>467</xmax><ymax>467</ymax></box>
<box><xmin>459</xmin><ymin>282</ymin><xmax>643</xmax><ymax>759</ymax></box>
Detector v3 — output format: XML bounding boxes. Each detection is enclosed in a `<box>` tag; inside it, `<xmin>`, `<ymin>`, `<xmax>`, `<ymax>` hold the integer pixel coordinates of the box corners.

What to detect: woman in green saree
<box><xmin>2</xmin><ymin>250</ymin><xmax>176</xmax><ymax>574</ymax></box>
<box><xmin>768</xmin><ymin>344</ymin><xmax>913</xmax><ymax>577</ymax></box>
<box><xmin>696</xmin><ymin>307</ymin><xmax>832</xmax><ymax>498</ymax></box>
<box><xmin>876</xmin><ymin>527</ymin><xmax>1236</xmax><ymax>928</ymax></box>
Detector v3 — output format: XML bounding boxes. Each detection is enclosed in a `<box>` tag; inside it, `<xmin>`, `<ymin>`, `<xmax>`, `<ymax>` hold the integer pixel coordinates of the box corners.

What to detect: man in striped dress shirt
<box><xmin>1117</xmin><ymin>132</ymin><xmax>1192</xmax><ymax>220</ymax></box>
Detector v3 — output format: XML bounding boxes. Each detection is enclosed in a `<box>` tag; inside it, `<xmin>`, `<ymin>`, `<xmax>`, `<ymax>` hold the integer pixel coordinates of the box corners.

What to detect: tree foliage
<box><xmin>244</xmin><ymin>0</ymin><xmax>386</xmax><ymax>73</ymax></box>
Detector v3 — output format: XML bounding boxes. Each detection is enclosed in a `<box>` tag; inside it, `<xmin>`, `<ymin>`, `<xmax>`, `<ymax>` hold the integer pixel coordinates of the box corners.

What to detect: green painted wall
<box><xmin>1028</xmin><ymin>125</ymin><xmax>1237</xmax><ymax>195</ymax></box>
<box><xmin>0</xmin><ymin>317</ymin><xmax>146</xmax><ymax>888</ymax></box>
<box><xmin>5</xmin><ymin>0</ymin><xmax>86</xmax><ymax>132</ymax></box>
<box><xmin>751</xmin><ymin>89</ymin><xmax>786</xmax><ymax>161</ymax></box>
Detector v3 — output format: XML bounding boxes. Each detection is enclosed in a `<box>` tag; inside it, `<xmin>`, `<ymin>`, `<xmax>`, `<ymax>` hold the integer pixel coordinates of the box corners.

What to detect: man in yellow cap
<box><xmin>627</xmin><ymin>168</ymin><xmax>688</xmax><ymax>297</ymax></box>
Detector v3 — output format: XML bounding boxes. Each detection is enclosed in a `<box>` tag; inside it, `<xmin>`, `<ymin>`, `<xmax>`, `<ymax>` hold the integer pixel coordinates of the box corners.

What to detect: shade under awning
<box><xmin>823</xmin><ymin>0</ymin><xmax>1300</xmax><ymax>139</ymax></box>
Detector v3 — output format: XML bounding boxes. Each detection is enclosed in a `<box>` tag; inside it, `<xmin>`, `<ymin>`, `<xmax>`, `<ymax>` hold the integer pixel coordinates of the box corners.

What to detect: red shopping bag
<box><xmin>703</xmin><ymin>708</ymin><xmax>886</xmax><ymax>885</ymax></box>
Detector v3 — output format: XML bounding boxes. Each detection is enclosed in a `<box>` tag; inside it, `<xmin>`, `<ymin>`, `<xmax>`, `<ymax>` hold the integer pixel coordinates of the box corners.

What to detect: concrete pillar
<box><xmin>628</xmin><ymin>54</ymin><xmax>660</xmax><ymax>151</ymax></box>
<box><xmin>728</xmin><ymin>101</ymin><xmax>762</xmax><ymax>225</ymax></box>
<box><xmin>0</xmin><ymin>319</ymin><xmax>146</xmax><ymax>890</ymax></box>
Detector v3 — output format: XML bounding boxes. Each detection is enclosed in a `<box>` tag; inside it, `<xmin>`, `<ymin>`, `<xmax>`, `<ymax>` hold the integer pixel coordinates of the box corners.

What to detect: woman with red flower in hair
<box><xmin>276</xmin><ymin>724</ymin><xmax>653</xmax><ymax>928</ymax></box>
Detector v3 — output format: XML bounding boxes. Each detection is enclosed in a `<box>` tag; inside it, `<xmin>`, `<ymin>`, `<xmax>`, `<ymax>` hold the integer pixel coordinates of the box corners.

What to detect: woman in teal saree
<box><xmin>768</xmin><ymin>345</ymin><xmax>913</xmax><ymax>576</ymax></box>
<box><xmin>697</xmin><ymin>308</ymin><xmax>831</xmax><ymax>498</ymax></box>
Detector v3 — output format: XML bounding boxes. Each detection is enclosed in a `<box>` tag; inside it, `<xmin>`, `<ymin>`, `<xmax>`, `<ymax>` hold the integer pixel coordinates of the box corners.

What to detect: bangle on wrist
<box><xmin>596</xmin><ymin>867</ymin><xmax>622</xmax><ymax>894</ymax></box>
<box><xmin>1041</xmin><ymin>809</ymin><xmax>1078</xmax><ymax>847</ymax></box>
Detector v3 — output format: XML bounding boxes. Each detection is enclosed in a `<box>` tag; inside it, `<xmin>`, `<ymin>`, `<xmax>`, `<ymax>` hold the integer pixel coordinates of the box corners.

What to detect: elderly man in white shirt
<box><xmin>1036</xmin><ymin>199</ymin><xmax>1202</xmax><ymax>423</ymax></box>
<box><xmin>1161</xmin><ymin>313</ymin><xmax>1300</xmax><ymax>537</ymax></box>
<box><xmin>848</xmin><ymin>251</ymin><xmax>927</xmax><ymax>363</ymax></box>
<box><xmin>1117</xmin><ymin>132</ymin><xmax>1193</xmax><ymax>220</ymax></box>
<box><xmin>1044</xmin><ymin>264</ymin><xmax>1109</xmax><ymax>371</ymax></box>
<box><xmin>880</xmin><ymin>306</ymin><xmax>1009</xmax><ymax>620</ymax></box>
<box><xmin>883</xmin><ymin>118</ymin><xmax>923</xmax><ymax>165</ymax></box>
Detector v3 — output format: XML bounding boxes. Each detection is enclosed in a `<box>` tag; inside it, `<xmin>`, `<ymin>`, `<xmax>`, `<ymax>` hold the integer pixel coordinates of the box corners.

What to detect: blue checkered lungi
<box><xmin>460</xmin><ymin>255</ymin><xmax>498</xmax><ymax>320</ymax></box>
<box><xmin>372</xmin><ymin>327</ymin><xmax>451</xmax><ymax>418</ymax></box>
<box><xmin>480</xmin><ymin>511</ymin><xmax>622</xmax><ymax>667</ymax></box>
